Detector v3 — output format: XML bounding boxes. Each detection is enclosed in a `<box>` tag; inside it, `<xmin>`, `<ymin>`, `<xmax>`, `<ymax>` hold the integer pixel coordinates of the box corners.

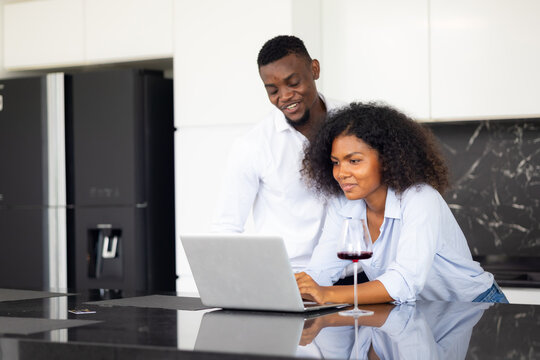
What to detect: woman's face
<box><xmin>331</xmin><ymin>134</ymin><xmax>384</xmax><ymax>201</ymax></box>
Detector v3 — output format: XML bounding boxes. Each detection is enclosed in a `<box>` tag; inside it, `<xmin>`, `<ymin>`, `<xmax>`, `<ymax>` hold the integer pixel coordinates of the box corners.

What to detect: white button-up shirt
<box><xmin>211</xmin><ymin>94</ymin><xmax>344</xmax><ymax>272</ymax></box>
<box><xmin>306</xmin><ymin>184</ymin><xmax>494</xmax><ymax>302</ymax></box>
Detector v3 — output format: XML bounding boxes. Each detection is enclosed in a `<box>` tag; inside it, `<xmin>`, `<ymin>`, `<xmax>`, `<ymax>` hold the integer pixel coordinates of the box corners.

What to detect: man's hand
<box><xmin>295</xmin><ymin>271</ymin><xmax>328</xmax><ymax>304</ymax></box>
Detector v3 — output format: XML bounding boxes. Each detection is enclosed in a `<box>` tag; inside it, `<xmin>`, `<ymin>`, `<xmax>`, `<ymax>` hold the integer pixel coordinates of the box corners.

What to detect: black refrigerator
<box><xmin>66</xmin><ymin>69</ymin><xmax>176</xmax><ymax>292</ymax></box>
<box><xmin>0</xmin><ymin>76</ymin><xmax>53</xmax><ymax>290</ymax></box>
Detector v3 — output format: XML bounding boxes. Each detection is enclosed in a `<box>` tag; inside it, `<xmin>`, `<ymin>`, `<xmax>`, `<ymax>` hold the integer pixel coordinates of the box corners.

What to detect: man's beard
<box><xmin>285</xmin><ymin>109</ymin><xmax>310</xmax><ymax>128</ymax></box>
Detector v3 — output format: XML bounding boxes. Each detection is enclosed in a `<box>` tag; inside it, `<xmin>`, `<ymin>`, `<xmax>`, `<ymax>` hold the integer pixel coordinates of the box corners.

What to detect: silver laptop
<box><xmin>180</xmin><ymin>234</ymin><xmax>348</xmax><ymax>312</ymax></box>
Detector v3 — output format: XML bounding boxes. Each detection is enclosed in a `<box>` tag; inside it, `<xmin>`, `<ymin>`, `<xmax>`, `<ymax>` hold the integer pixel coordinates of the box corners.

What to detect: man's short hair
<box><xmin>257</xmin><ymin>35</ymin><xmax>312</xmax><ymax>67</ymax></box>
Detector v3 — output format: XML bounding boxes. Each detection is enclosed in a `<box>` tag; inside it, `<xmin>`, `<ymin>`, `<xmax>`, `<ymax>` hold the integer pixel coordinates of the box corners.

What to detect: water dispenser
<box><xmin>88</xmin><ymin>224</ymin><xmax>122</xmax><ymax>280</ymax></box>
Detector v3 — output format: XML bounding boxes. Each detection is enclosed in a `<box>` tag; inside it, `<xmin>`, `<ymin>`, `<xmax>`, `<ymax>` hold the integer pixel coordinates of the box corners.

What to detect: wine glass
<box><xmin>337</xmin><ymin>217</ymin><xmax>374</xmax><ymax>317</ymax></box>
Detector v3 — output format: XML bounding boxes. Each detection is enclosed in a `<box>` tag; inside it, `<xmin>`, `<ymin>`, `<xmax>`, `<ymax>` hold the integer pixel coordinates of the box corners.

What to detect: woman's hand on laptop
<box><xmin>295</xmin><ymin>272</ymin><xmax>329</xmax><ymax>304</ymax></box>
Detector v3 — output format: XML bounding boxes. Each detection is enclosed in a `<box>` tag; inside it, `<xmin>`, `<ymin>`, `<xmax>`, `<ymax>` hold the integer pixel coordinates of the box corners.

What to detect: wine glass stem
<box><xmin>353</xmin><ymin>261</ymin><xmax>358</xmax><ymax>311</ymax></box>
<box><xmin>354</xmin><ymin>317</ymin><xmax>359</xmax><ymax>359</ymax></box>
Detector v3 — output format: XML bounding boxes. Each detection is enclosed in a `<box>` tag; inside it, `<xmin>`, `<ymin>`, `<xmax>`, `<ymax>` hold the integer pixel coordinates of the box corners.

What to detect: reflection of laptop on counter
<box><xmin>181</xmin><ymin>234</ymin><xmax>348</xmax><ymax>312</ymax></box>
<box><xmin>195</xmin><ymin>310</ymin><xmax>303</xmax><ymax>357</ymax></box>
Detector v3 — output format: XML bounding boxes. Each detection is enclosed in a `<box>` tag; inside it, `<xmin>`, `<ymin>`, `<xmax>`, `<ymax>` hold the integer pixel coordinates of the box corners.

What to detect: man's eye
<box><xmin>350</xmin><ymin>159</ymin><xmax>361</xmax><ymax>164</ymax></box>
<box><xmin>266</xmin><ymin>86</ymin><xmax>277</xmax><ymax>94</ymax></box>
<box><xmin>290</xmin><ymin>82</ymin><xmax>299</xmax><ymax>87</ymax></box>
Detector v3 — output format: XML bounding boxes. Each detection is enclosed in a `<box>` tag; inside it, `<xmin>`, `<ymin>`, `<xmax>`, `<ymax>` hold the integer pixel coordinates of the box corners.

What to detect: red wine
<box><xmin>337</xmin><ymin>251</ymin><xmax>373</xmax><ymax>261</ymax></box>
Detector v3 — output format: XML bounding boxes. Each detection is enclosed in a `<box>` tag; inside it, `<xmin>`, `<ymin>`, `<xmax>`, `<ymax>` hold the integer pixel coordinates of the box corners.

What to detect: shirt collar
<box><xmin>337</xmin><ymin>187</ymin><xmax>401</xmax><ymax>220</ymax></box>
<box><xmin>274</xmin><ymin>112</ymin><xmax>292</xmax><ymax>132</ymax></box>
<box><xmin>384</xmin><ymin>188</ymin><xmax>401</xmax><ymax>219</ymax></box>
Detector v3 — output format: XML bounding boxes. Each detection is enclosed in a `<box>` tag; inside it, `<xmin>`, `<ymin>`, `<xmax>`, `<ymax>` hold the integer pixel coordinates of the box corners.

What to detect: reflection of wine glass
<box><xmin>337</xmin><ymin>218</ymin><xmax>374</xmax><ymax>317</ymax></box>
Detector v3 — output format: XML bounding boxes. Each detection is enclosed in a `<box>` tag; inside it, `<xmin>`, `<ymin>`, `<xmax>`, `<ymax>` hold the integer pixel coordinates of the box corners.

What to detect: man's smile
<box><xmin>282</xmin><ymin>102</ymin><xmax>300</xmax><ymax>112</ymax></box>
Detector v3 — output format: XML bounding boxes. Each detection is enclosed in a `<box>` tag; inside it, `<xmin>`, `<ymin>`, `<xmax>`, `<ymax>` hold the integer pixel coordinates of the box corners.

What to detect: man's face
<box><xmin>259</xmin><ymin>54</ymin><xmax>320</xmax><ymax>126</ymax></box>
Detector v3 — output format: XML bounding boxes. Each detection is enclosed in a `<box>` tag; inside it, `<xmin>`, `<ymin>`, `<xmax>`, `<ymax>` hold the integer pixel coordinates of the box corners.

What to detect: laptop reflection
<box><xmin>195</xmin><ymin>309</ymin><xmax>306</xmax><ymax>357</ymax></box>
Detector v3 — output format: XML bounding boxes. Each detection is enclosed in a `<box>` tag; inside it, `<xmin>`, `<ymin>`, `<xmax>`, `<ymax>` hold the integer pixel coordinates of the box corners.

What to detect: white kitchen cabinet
<box><xmin>431</xmin><ymin>0</ymin><xmax>540</xmax><ymax>119</ymax></box>
<box><xmin>3</xmin><ymin>0</ymin><xmax>85</xmax><ymax>69</ymax></box>
<box><xmin>2</xmin><ymin>0</ymin><xmax>173</xmax><ymax>70</ymax></box>
<box><xmin>320</xmin><ymin>0</ymin><xmax>430</xmax><ymax>120</ymax></box>
<box><xmin>501</xmin><ymin>287</ymin><xmax>540</xmax><ymax>305</ymax></box>
<box><xmin>85</xmin><ymin>0</ymin><xmax>173</xmax><ymax>63</ymax></box>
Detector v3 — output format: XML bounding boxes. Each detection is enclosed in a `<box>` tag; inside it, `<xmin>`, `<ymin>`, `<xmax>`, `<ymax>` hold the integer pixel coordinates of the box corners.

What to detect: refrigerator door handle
<box><xmin>102</xmin><ymin>236</ymin><xmax>118</xmax><ymax>259</ymax></box>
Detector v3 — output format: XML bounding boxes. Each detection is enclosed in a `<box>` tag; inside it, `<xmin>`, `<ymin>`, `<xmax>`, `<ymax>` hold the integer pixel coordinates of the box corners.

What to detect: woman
<box><xmin>295</xmin><ymin>102</ymin><xmax>508</xmax><ymax>304</ymax></box>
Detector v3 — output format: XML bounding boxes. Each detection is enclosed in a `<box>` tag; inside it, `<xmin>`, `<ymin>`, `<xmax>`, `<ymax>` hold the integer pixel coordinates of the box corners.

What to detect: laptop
<box><xmin>180</xmin><ymin>234</ymin><xmax>349</xmax><ymax>312</ymax></box>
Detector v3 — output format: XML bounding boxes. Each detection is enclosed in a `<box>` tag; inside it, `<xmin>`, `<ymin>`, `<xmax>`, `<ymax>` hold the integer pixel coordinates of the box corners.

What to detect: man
<box><xmin>211</xmin><ymin>35</ymin><xmax>343</xmax><ymax>273</ymax></box>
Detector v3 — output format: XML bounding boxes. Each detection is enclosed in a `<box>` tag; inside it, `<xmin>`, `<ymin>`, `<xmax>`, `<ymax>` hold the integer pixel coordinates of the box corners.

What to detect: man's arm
<box><xmin>211</xmin><ymin>138</ymin><xmax>260</xmax><ymax>232</ymax></box>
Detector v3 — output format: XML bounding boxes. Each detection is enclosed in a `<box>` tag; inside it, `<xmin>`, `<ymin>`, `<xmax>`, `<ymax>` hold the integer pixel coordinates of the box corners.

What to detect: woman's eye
<box><xmin>331</xmin><ymin>161</ymin><xmax>339</xmax><ymax>166</ymax></box>
<box><xmin>350</xmin><ymin>159</ymin><xmax>361</xmax><ymax>164</ymax></box>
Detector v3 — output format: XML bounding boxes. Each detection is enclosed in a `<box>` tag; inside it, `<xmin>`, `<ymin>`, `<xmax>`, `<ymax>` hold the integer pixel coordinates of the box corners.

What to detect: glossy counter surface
<box><xmin>0</xmin><ymin>289</ymin><xmax>539</xmax><ymax>359</ymax></box>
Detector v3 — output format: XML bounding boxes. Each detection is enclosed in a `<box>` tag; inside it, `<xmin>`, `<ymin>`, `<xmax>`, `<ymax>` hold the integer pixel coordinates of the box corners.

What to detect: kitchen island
<box><xmin>0</xmin><ymin>288</ymin><xmax>538</xmax><ymax>359</ymax></box>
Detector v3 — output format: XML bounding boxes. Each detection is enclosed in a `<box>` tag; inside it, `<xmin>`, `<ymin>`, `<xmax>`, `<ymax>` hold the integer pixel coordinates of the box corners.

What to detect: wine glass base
<box><xmin>339</xmin><ymin>309</ymin><xmax>374</xmax><ymax>317</ymax></box>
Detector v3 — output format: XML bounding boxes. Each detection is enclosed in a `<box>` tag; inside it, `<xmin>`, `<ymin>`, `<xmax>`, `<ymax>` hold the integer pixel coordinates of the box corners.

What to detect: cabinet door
<box><xmin>3</xmin><ymin>0</ymin><xmax>85</xmax><ymax>69</ymax></box>
<box><xmin>320</xmin><ymin>0</ymin><xmax>430</xmax><ymax>120</ymax></box>
<box><xmin>85</xmin><ymin>0</ymin><xmax>173</xmax><ymax>63</ymax></box>
<box><xmin>431</xmin><ymin>0</ymin><xmax>540</xmax><ymax>119</ymax></box>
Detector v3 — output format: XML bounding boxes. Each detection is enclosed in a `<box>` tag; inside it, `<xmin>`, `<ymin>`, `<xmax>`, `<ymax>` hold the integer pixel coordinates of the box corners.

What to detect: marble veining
<box><xmin>426</xmin><ymin>119</ymin><xmax>540</xmax><ymax>257</ymax></box>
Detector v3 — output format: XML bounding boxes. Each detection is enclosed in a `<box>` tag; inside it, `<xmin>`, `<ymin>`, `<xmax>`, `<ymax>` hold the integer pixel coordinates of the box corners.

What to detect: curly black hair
<box><xmin>257</xmin><ymin>35</ymin><xmax>312</xmax><ymax>67</ymax></box>
<box><xmin>302</xmin><ymin>102</ymin><xmax>449</xmax><ymax>196</ymax></box>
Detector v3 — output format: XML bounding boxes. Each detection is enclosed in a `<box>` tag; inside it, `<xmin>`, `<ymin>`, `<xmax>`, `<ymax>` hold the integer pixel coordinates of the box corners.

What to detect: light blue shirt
<box><xmin>305</xmin><ymin>184</ymin><xmax>494</xmax><ymax>303</ymax></box>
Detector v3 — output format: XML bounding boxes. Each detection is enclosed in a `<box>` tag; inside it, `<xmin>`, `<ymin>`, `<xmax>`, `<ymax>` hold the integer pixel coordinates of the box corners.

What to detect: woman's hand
<box><xmin>295</xmin><ymin>272</ymin><xmax>329</xmax><ymax>304</ymax></box>
<box><xmin>299</xmin><ymin>316</ymin><xmax>327</xmax><ymax>345</ymax></box>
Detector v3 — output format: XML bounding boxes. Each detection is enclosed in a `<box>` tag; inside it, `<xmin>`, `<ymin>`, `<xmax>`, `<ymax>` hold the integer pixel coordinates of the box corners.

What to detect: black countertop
<box><xmin>0</xmin><ymin>289</ymin><xmax>539</xmax><ymax>359</ymax></box>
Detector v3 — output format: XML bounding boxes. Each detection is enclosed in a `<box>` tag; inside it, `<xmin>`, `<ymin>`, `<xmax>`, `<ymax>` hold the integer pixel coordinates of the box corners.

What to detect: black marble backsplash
<box><xmin>426</xmin><ymin>118</ymin><xmax>540</xmax><ymax>258</ymax></box>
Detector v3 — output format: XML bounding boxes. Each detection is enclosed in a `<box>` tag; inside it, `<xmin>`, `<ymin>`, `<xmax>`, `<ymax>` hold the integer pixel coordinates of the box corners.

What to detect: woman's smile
<box><xmin>339</xmin><ymin>182</ymin><xmax>357</xmax><ymax>192</ymax></box>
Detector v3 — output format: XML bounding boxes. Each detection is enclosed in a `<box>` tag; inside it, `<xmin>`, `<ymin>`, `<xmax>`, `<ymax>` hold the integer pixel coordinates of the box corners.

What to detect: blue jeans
<box><xmin>472</xmin><ymin>282</ymin><xmax>509</xmax><ymax>303</ymax></box>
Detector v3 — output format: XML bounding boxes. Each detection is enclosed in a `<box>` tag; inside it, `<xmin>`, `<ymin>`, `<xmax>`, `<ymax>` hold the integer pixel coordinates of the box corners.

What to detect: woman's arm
<box><xmin>299</xmin><ymin>303</ymin><xmax>395</xmax><ymax>345</ymax></box>
<box><xmin>296</xmin><ymin>272</ymin><xmax>394</xmax><ymax>305</ymax></box>
<box><xmin>375</xmin><ymin>186</ymin><xmax>443</xmax><ymax>303</ymax></box>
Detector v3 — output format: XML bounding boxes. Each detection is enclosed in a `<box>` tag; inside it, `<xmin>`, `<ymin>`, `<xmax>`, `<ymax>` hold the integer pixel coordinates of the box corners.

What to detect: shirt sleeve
<box><xmin>305</xmin><ymin>198</ymin><xmax>350</xmax><ymax>286</ymax></box>
<box><xmin>210</xmin><ymin>136</ymin><xmax>261</xmax><ymax>233</ymax></box>
<box><xmin>375</xmin><ymin>304</ymin><xmax>439</xmax><ymax>358</ymax></box>
<box><xmin>376</xmin><ymin>186</ymin><xmax>442</xmax><ymax>303</ymax></box>
<box><xmin>376</xmin><ymin>303</ymin><xmax>415</xmax><ymax>336</ymax></box>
